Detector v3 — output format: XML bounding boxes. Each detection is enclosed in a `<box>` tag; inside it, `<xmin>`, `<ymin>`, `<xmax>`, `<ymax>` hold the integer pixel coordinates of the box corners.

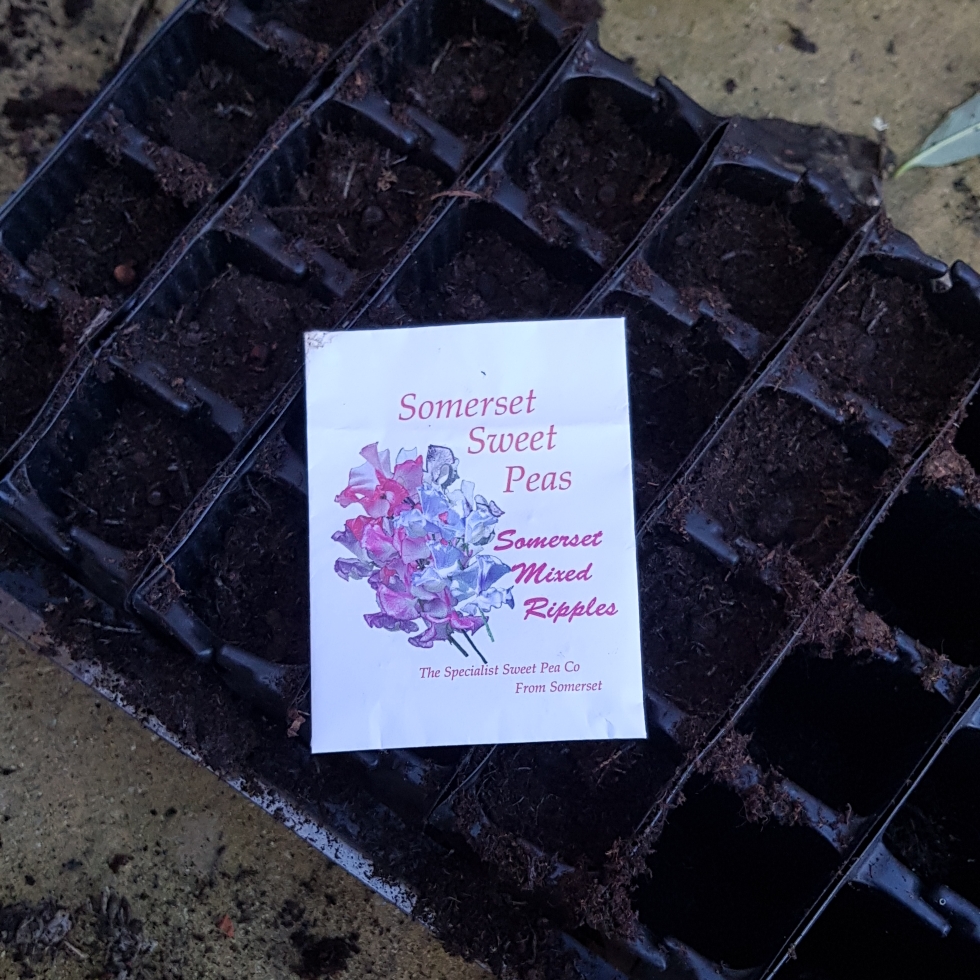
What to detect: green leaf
<box><xmin>897</xmin><ymin>93</ymin><xmax>980</xmax><ymax>176</ymax></box>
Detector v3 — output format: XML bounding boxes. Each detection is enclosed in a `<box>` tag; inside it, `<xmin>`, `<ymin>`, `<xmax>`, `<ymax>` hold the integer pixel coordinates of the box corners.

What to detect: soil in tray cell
<box><xmin>188</xmin><ymin>477</ymin><xmax>309</xmax><ymax>666</ymax></box>
<box><xmin>0</xmin><ymin>295</ymin><xmax>66</xmax><ymax>457</ymax></box>
<box><xmin>460</xmin><ymin>732</ymin><xmax>682</xmax><ymax>877</ymax></box>
<box><xmin>794</xmin><ymin>267</ymin><xmax>978</xmax><ymax>444</ymax></box>
<box><xmin>144</xmin><ymin>62</ymin><xmax>288</xmax><ymax>178</ymax></box>
<box><xmin>397</xmin><ymin>228</ymin><xmax>587</xmax><ymax>323</ymax></box>
<box><xmin>268</xmin><ymin>131</ymin><xmax>445</xmax><ymax>274</ymax></box>
<box><xmin>610</xmin><ymin>298</ymin><xmax>749</xmax><ymax>515</ymax></box>
<box><xmin>61</xmin><ymin>397</ymin><xmax>225</xmax><ymax>554</ymax></box>
<box><xmin>635</xmin><ymin>778</ymin><xmax>842</xmax><ymax>968</ymax></box>
<box><xmin>688</xmin><ymin>390</ymin><xmax>890</xmax><ymax>576</ymax></box>
<box><xmin>26</xmin><ymin>166</ymin><xmax>191</xmax><ymax>299</ymax></box>
<box><xmin>658</xmin><ymin>185</ymin><xmax>837</xmax><ymax>335</ymax></box>
<box><xmin>395</xmin><ymin>33</ymin><xmax>548</xmax><ymax>142</ymax></box>
<box><xmin>884</xmin><ymin>730</ymin><xmax>980</xmax><ymax>906</ymax></box>
<box><xmin>524</xmin><ymin>91</ymin><xmax>684</xmax><ymax>248</ymax></box>
<box><xmin>118</xmin><ymin>270</ymin><xmax>331</xmax><ymax>424</ymax></box>
<box><xmin>638</xmin><ymin>528</ymin><xmax>788</xmax><ymax>724</ymax></box>
<box><xmin>251</xmin><ymin>0</ymin><xmax>378</xmax><ymax>45</ymax></box>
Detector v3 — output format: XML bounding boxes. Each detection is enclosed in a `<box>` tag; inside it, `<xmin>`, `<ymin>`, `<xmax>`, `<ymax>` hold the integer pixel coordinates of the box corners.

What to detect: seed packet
<box><xmin>305</xmin><ymin>318</ymin><xmax>644</xmax><ymax>751</ymax></box>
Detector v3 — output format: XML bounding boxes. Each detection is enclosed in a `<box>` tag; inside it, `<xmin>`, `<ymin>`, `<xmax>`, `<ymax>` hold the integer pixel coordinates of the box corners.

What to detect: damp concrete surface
<box><xmin>2</xmin><ymin>0</ymin><xmax>980</xmax><ymax>977</ymax></box>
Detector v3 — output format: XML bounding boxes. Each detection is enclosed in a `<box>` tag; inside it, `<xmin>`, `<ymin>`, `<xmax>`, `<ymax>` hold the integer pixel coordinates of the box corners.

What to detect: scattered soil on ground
<box><xmin>144</xmin><ymin>62</ymin><xmax>288</xmax><ymax>178</ymax></box>
<box><xmin>395</xmin><ymin>33</ymin><xmax>548</xmax><ymax>142</ymax></box>
<box><xmin>268</xmin><ymin>130</ymin><xmax>444</xmax><ymax>274</ymax></box>
<box><xmin>525</xmin><ymin>90</ymin><xmax>683</xmax><ymax>248</ymax></box>
<box><xmin>0</xmin><ymin>294</ymin><xmax>65</xmax><ymax>457</ymax></box>
<box><xmin>253</xmin><ymin>0</ymin><xmax>378</xmax><ymax>46</ymax></box>
<box><xmin>793</xmin><ymin>266</ymin><xmax>978</xmax><ymax>446</ymax></box>
<box><xmin>117</xmin><ymin>269</ymin><xmax>331</xmax><ymax>424</ymax></box>
<box><xmin>188</xmin><ymin>477</ymin><xmax>309</xmax><ymax>666</ymax></box>
<box><xmin>659</xmin><ymin>185</ymin><xmax>837</xmax><ymax>334</ymax></box>
<box><xmin>60</xmin><ymin>395</ymin><xmax>224</xmax><ymax>554</ymax></box>
<box><xmin>397</xmin><ymin>226</ymin><xmax>588</xmax><ymax>323</ymax></box>
<box><xmin>609</xmin><ymin>297</ymin><xmax>749</xmax><ymax>516</ymax></box>
<box><xmin>686</xmin><ymin>390</ymin><xmax>890</xmax><ymax>575</ymax></box>
<box><xmin>26</xmin><ymin>164</ymin><xmax>190</xmax><ymax>299</ymax></box>
<box><xmin>638</xmin><ymin>527</ymin><xmax>789</xmax><ymax>721</ymax></box>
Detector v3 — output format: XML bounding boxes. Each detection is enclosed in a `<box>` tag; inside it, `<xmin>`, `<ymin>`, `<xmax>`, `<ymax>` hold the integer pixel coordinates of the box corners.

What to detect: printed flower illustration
<box><xmin>333</xmin><ymin>444</ymin><xmax>514</xmax><ymax>661</ymax></box>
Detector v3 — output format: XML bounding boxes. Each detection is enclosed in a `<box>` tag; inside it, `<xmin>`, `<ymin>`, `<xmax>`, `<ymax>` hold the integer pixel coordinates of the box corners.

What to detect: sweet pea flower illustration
<box><xmin>333</xmin><ymin>443</ymin><xmax>513</xmax><ymax>661</ymax></box>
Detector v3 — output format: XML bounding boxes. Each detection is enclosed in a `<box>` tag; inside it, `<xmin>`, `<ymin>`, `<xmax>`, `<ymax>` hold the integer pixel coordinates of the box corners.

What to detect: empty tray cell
<box><xmin>777</xmin><ymin>884</ymin><xmax>980</xmax><ymax>980</ymax></box>
<box><xmin>794</xmin><ymin>266</ymin><xmax>979</xmax><ymax>445</ymax></box>
<box><xmin>187</xmin><ymin>475</ymin><xmax>309</xmax><ymax>666</ymax></box>
<box><xmin>523</xmin><ymin>86</ymin><xmax>688</xmax><ymax>249</ymax></box>
<box><xmin>117</xmin><ymin>269</ymin><xmax>331</xmax><ymax>426</ymax></box>
<box><xmin>0</xmin><ymin>295</ymin><xmax>66</xmax><ymax>458</ymax></box>
<box><xmin>635</xmin><ymin>777</ymin><xmax>841</xmax><ymax>968</ymax></box>
<box><xmin>143</xmin><ymin>61</ymin><xmax>289</xmax><ymax>178</ymax></box>
<box><xmin>885</xmin><ymin>729</ymin><xmax>980</xmax><ymax>911</ymax></box>
<box><xmin>388</xmin><ymin>0</ymin><xmax>556</xmax><ymax>143</ymax></box>
<box><xmin>248</xmin><ymin>0</ymin><xmax>380</xmax><ymax>45</ymax></box>
<box><xmin>54</xmin><ymin>392</ymin><xmax>225</xmax><ymax>555</ymax></box>
<box><xmin>26</xmin><ymin>163</ymin><xmax>191</xmax><ymax>300</ymax></box>
<box><xmin>607</xmin><ymin>295</ymin><xmax>750</xmax><ymax>514</ymax></box>
<box><xmin>856</xmin><ymin>484</ymin><xmax>980</xmax><ymax>666</ymax></box>
<box><xmin>687</xmin><ymin>390</ymin><xmax>890</xmax><ymax>577</ymax></box>
<box><xmin>268</xmin><ymin>129</ymin><xmax>446</xmax><ymax>275</ymax></box>
<box><xmin>456</xmin><ymin>731</ymin><xmax>683</xmax><ymax>883</ymax></box>
<box><xmin>655</xmin><ymin>183</ymin><xmax>838</xmax><ymax>336</ymax></box>
<box><xmin>638</xmin><ymin>527</ymin><xmax>789</xmax><ymax>725</ymax></box>
<box><xmin>397</xmin><ymin>225</ymin><xmax>589</xmax><ymax>323</ymax></box>
<box><xmin>743</xmin><ymin>651</ymin><xmax>953</xmax><ymax>816</ymax></box>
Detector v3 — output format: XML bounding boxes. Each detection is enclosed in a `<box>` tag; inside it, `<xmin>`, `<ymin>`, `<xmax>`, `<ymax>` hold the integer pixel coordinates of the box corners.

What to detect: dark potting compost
<box><xmin>59</xmin><ymin>395</ymin><xmax>224</xmax><ymax>555</ymax></box>
<box><xmin>115</xmin><ymin>269</ymin><xmax>331</xmax><ymax>426</ymax></box>
<box><xmin>26</xmin><ymin>166</ymin><xmax>191</xmax><ymax>300</ymax></box>
<box><xmin>524</xmin><ymin>90</ymin><xmax>683</xmax><ymax>248</ymax></box>
<box><xmin>188</xmin><ymin>477</ymin><xmax>310</xmax><ymax>667</ymax></box>
<box><xmin>0</xmin><ymin>295</ymin><xmax>66</xmax><ymax>459</ymax></box>
<box><xmin>397</xmin><ymin>227</ymin><xmax>587</xmax><ymax>322</ymax></box>
<box><xmin>658</xmin><ymin>185</ymin><xmax>838</xmax><ymax>335</ymax></box>
<box><xmin>2</xmin><ymin>1</ymin><xmax>980</xmax><ymax>977</ymax></box>
<box><xmin>267</xmin><ymin>130</ymin><xmax>446</xmax><ymax>274</ymax></box>
<box><xmin>394</xmin><ymin>33</ymin><xmax>548</xmax><ymax>142</ymax></box>
<box><xmin>143</xmin><ymin>62</ymin><xmax>289</xmax><ymax>179</ymax></box>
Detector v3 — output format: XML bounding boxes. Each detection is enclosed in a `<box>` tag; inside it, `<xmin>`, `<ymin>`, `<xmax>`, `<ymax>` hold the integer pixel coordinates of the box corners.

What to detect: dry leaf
<box><xmin>216</xmin><ymin>914</ymin><xmax>235</xmax><ymax>938</ymax></box>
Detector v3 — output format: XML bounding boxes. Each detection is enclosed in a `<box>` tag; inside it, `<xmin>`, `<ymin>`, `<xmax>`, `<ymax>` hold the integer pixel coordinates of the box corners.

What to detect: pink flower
<box><xmin>336</xmin><ymin>443</ymin><xmax>423</xmax><ymax>518</ymax></box>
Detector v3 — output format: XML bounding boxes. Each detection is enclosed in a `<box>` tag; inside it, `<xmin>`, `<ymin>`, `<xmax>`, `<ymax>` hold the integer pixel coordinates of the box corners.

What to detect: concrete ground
<box><xmin>2</xmin><ymin>0</ymin><xmax>979</xmax><ymax>977</ymax></box>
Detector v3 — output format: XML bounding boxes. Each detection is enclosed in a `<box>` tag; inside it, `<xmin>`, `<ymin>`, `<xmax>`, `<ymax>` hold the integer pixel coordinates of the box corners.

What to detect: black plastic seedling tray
<box><xmin>4</xmin><ymin>0</ymin><xmax>980</xmax><ymax>976</ymax></box>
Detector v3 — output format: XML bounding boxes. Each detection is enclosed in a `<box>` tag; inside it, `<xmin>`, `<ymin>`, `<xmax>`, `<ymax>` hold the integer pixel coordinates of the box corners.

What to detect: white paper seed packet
<box><xmin>305</xmin><ymin>318</ymin><xmax>645</xmax><ymax>752</ymax></box>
